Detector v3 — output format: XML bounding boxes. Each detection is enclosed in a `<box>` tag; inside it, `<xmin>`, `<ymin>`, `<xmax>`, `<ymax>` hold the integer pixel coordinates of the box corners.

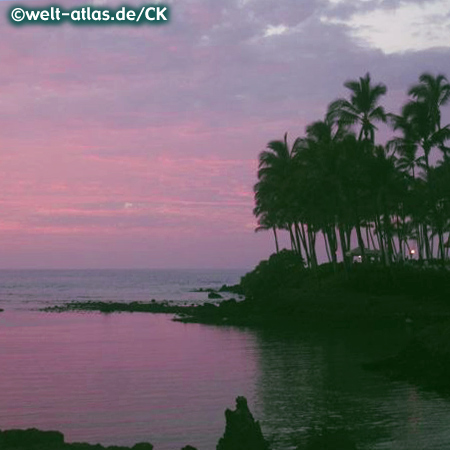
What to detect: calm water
<box><xmin>0</xmin><ymin>270</ymin><xmax>449</xmax><ymax>450</ymax></box>
<box><xmin>0</xmin><ymin>269</ymin><xmax>243</xmax><ymax>310</ymax></box>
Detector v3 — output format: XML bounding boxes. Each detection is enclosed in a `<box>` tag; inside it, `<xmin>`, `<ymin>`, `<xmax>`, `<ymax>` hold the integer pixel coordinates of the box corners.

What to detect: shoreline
<box><xmin>41</xmin><ymin>288</ymin><xmax>450</xmax><ymax>327</ymax></box>
<box><xmin>0</xmin><ymin>397</ymin><xmax>270</xmax><ymax>450</ymax></box>
<box><xmin>41</xmin><ymin>284</ymin><xmax>450</xmax><ymax>395</ymax></box>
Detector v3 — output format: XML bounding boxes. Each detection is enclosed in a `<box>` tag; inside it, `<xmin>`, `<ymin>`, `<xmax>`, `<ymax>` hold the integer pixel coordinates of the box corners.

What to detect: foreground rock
<box><xmin>217</xmin><ymin>397</ymin><xmax>271</xmax><ymax>450</ymax></box>
<box><xmin>0</xmin><ymin>397</ymin><xmax>270</xmax><ymax>450</ymax></box>
<box><xmin>0</xmin><ymin>428</ymin><xmax>153</xmax><ymax>450</ymax></box>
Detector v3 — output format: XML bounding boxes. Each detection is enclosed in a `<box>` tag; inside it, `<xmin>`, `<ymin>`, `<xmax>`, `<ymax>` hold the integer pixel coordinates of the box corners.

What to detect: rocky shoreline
<box><xmin>0</xmin><ymin>397</ymin><xmax>270</xmax><ymax>450</ymax></box>
<box><xmin>40</xmin><ymin>288</ymin><xmax>450</xmax><ymax>328</ymax></box>
<box><xmin>40</xmin><ymin>267</ymin><xmax>450</xmax><ymax>397</ymax></box>
<box><xmin>41</xmin><ymin>293</ymin><xmax>450</xmax><ymax>396</ymax></box>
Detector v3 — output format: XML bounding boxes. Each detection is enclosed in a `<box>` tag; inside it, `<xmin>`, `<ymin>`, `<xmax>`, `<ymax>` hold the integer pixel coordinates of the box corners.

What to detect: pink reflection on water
<box><xmin>0</xmin><ymin>311</ymin><xmax>257</xmax><ymax>450</ymax></box>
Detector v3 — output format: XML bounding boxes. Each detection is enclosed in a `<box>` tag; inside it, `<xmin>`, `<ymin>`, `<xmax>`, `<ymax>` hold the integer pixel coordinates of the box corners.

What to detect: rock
<box><xmin>208</xmin><ymin>292</ymin><xmax>223</xmax><ymax>299</ymax></box>
<box><xmin>0</xmin><ymin>308</ymin><xmax>3</xmax><ymax>312</ymax></box>
<box><xmin>0</xmin><ymin>398</ymin><xmax>269</xmax><ymax>450</ymax></box>
<box><xmin>218</xmin><ymin>284</ymin><xmax>243</xmax><ymax>295</ymax></box>
<box><xmin>216</xmin><ymin>397</ymin><xmax>271</xmax><ymax>450</ymax></box>
<box><xmin>0</xmin><ymin>428</ymin><xmax>154</xmax><ymax>450</ymax></box>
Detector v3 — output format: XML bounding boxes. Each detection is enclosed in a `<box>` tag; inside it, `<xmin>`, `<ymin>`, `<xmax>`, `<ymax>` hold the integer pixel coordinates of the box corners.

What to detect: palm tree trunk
<box><xmin>300</xmin><ymin>222</ymin><xmax>311</xmax><ymax>268</ymax></box>
<box><xmin>382</xmin><ymin>207</ymin><xmax>394</xmax><ymax>265</ymax></box>
<box><xmin>327</xmin><ymin>227</ymin><xmax>338</xmax><ymax>268</ymax></box>
<box><xmin>323</xmin><ymin>231</ymin><xmax>332</xmax><ymax>263</ymax></box>
<box><xmin>294</xmin><ymin>223</ymin><xmax>304</xmax><ymax>261</ymax></box>
<box><xmin>288</xmin><ymin>224</ymin><xmax>297</xmax><ymax>253</ymax></box>
<box><xmin>309</xmin><ymin>230</ymin><xmax>318</xmax><ymax>268</ymax></box>
<box><xmin>345</xmin><ymin>226</ymin><xmax>352</xmax><ymax>252</ymax></box>
<box><xmin>368</xmin><ymin>223</ymin><xmax>377</xmax><ymax>250</ymax></box>
<box><xmin>416</xmin><ymin>224</ymin><xmax>423</xmax><ymax>261</ymax></box>
<box><xmin>338</xmin><ymin>225</ymin><xmax>350</xmax><ymax>270</ymax></box>
<box><xmin>438</xmin><ymin>229</ymin><xmax>445</xmax><ymax>262</ymax></box>
<box><xmin>355</xmin><ymin>223</ymin><xmax>366</xmax><ymax>261</ymax></box>
<box><xmin>272</xmin><ymin>227</ymin><xmax>279</xmax><ymax>254</ymax></box>
<box><xmin>423</xmin><ymin>223</ymin><xmax>431</xmax><ymax>260</ymax></box>
<box><xmin>375</xmin><ymin>214</ymin><xmax>386</xmax><ymax>265</ymax></box>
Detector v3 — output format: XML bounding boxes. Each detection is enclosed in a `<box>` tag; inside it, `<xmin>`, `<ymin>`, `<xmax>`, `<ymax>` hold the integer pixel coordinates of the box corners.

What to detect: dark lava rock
<box><xmin>218</xmin><ymin>284</ymin><xmax>243</xmax><ymax>295</ymax></box>
<box><xmin>0</xmin><ymin>428</ymin><xmax>154</xmax><ymax>450</ymax></box>
<box><xmin>216</xmin><ymin>397</ymin><xmax>271</xmax><ymax>450</ymax></box>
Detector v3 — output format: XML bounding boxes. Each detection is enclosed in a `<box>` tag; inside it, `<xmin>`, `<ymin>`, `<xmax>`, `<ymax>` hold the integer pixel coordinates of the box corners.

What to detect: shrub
<box><xmin>240</xmin><ymin>250</ymin><xmax>305</xmax><ymax>300</ymax></box>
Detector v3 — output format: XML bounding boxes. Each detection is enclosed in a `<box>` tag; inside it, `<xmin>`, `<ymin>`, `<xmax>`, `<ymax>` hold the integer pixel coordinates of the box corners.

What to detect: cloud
<box><xmin>321</xmin><ymin>0</ymin><xmax>450</xmax><ymax>54</ymax></box>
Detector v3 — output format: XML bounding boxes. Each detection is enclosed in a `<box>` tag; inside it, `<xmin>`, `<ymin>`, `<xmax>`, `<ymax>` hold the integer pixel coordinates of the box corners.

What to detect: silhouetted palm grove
<box><xmin>254</xmin><ymin>73</ymin><xmax>450</xmax><ymax>269</ymax></box>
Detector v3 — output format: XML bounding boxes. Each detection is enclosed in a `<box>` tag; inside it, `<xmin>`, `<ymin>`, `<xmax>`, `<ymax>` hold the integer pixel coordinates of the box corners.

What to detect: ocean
<box><xmin>1</xmin><ymin>269</ymin><xmax>450</xmax><ymax>450</ymax></box>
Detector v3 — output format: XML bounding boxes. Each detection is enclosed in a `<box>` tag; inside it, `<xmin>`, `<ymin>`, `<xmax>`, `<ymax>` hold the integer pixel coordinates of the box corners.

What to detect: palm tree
<box><xmin>404</xmin><ymin>73</ymin><xmax>450</xmax><ymax>169</ymax></box>
<box><xmin>400</xmin><ymin>100</ymin><xmax>450</xmax><ymax>171</ymax></box>
<box><xmin>328</xmin><ymin>73</ymin><xmax>387</xmax><ymax>142</ymax></box>
<box><xmin>254</xmin><ymin>134</ymin><xmax>300</xmax><ymax>256</ymax></box>
<box><xmin>408</xmin><ymin>73</ymin><xmax>450</xmax><ymax>131</ymax></box>
<box><xmin>293</xmin><ymin>118</ymin><xmax>341</xmax><ymax>268</ymax></box>
<box><xmin>252</xmin><ymin>73</ymin><xmax>450</xmax><ymax>267</ymax></box>
<box><xmin>254</xmin><ymin>214</ymin><xmax>280</xmax><ymax>254</ymax></box>
<box><xmin>388</xmin><ymin>112</ymin><xmax>423</xmax><ymax>178</ymax></box>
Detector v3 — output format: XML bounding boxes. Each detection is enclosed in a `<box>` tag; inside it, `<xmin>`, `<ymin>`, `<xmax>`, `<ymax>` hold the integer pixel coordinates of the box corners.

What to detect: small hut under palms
<box><xmin>345</xmin><ymin>247</ymin><xmax>382</xmax><ymax>262</ymax></box>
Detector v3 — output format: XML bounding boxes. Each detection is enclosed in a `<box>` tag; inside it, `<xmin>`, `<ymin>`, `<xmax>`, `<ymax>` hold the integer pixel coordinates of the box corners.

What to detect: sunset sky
<box><xmin>0</xmin><ymin>0</ymin><xmax>450</xmax><ymax>269</ymax></box>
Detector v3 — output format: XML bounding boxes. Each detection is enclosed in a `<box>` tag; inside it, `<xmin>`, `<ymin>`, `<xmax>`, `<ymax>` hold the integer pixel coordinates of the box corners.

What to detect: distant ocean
<box><xmin>0</xmin><ymin>269</ymin><xmax>245</xmax><ymax>310</ymax></box>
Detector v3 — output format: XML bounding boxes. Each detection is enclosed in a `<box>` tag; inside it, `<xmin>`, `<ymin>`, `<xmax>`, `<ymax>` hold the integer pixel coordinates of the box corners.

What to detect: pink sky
<box><xmin>0</xmin><ymin>0</ymin><xmax>449</xmax><ymax>268</ymax></box>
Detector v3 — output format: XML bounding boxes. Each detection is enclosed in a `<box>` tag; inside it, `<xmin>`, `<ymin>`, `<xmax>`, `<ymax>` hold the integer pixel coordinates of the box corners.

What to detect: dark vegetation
<box><xmin>240</xmin><ymin>249</ymin><xmax>450</xmax><ymax>302</ymax></box>
<box><xmin>250</xmin><ymin>71</ymin><xmax>450</xmax><ymax>393</ymax></box>
<box><xmin>253</xmin><ymin>72</ymin><xmax>450</xmax><ymax>269</ymax></box>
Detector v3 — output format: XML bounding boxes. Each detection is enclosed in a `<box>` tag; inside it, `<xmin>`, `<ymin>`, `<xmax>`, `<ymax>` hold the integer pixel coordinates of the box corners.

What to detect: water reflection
<box><xmin>0</xmin><ymin>311</ymin><xmax>258</xmax><ymax>450</ymax></box>
<box><xmin>1</xmin><ymin>312</ymin><xmax>450</xmax><ymax>450</ymax></box>
<box><xmin>251</xmin><ymin>322</ymin><xmax>450</xmax><ymax>449</ymax></box>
